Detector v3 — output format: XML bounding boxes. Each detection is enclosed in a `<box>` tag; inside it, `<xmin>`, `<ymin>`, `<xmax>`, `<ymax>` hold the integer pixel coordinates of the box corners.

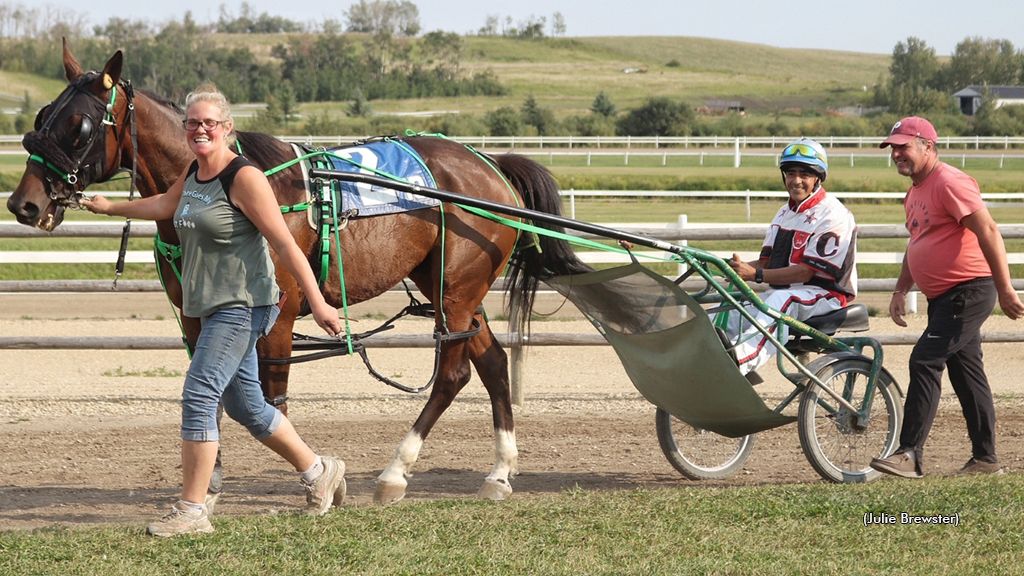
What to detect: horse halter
<box><xmin>21</xmin><ymin>71</ymin><xmax>136</xmax><ymax>207</ymax></box>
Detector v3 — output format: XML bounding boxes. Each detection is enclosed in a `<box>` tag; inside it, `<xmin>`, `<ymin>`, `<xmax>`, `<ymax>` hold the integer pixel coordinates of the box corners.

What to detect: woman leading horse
<box><xmin>7</xmin><ymin>40</ymin><xmax>589</xmax><ymax>511</ymax></box>
<box><xmin>83</xmin><ymin>84</ymin><xmax>347</xmax><ymax>536</ymax></box>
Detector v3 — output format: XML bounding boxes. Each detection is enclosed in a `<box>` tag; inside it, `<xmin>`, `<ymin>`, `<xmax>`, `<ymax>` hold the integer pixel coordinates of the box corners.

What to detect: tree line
<box><xmin>5</xmin><ymin>4</ymin><xmax>1024</xmax><ymax>139</ymax></box>
<box><xmin>0</xmin><ymin>16</ymin><xmax>504</xmax><ymax>108</ymax></box>
<box><xmin>873</xmin><ymin>36</ymin><xmax>1024</xmax><ymax>136</ymax></box>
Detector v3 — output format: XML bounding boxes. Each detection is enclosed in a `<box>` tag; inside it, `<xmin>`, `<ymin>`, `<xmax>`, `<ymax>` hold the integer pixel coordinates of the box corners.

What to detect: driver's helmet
<box><xmin>780</xmin><ymin>137</ymin><xmax>828</xmax><ymax>182</ymax></box>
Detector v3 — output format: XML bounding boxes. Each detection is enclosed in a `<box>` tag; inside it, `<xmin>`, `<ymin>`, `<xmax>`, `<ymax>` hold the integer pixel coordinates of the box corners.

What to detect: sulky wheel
<box><xmin>797</xmin><ymin>355</ymin><xmax>902</xmax><ymax>483</ymax></box>
<box><xmin>656</xmin><ymin>408</ymin><xmax>755</xmax><ymax>480</ymax></box>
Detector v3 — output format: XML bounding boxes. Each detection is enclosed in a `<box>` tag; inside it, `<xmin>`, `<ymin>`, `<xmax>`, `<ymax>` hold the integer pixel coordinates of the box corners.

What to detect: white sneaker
<box><xmin>146</xmin><ymin>501</ymin><xmax>213</xmax><ymax>537</ymax></box>
<box><xmin>301</xmin><ymin>457</ymin><xmax>346</xmax><ymax>516</ymax></box>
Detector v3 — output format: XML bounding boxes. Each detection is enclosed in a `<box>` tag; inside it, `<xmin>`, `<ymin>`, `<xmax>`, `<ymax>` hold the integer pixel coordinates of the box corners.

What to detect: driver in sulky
<box><xmin>718</xmin><ymin>138</ymin><xmax>858</xmax><ymax>382</ymax></box>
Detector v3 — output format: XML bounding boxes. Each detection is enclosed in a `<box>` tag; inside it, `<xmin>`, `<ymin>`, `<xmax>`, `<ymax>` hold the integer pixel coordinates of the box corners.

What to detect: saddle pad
<box><xmin>322</xmin><ymin>140</ymin><xmax>440</xmax><ymax>217</ymax></box>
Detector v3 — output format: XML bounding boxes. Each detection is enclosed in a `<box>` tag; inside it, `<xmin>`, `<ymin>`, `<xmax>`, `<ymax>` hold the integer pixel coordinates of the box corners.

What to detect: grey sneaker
<box><xmin>958</xmin><ymin>458</ymin><xmax>1004</xmax><ymax>475</ymax></box>
<box><xmin>301</xmin><ymin>457</ymin><xmax>346</xmax><ymax>516</ymax></box>
<box><xmin>870</xmin><ymin>452</ymin><xmax>923</xmax><ymax>479</ymax></box>
<box><xmin>146</xmin><ymin>501</ymin><xmax>213</xmax><ymax>537</ymax></box>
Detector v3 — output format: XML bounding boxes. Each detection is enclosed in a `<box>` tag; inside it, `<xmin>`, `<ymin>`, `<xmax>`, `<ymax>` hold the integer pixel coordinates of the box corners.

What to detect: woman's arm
<box><xmin>81</xmin><ymin>169</ymin><xmax>186</xmax><ymax>220</ymax></box>
<box><xmin>230</xmin><ymin>166</ymin><xmax>342</xmax><ymax>336</ymax></box>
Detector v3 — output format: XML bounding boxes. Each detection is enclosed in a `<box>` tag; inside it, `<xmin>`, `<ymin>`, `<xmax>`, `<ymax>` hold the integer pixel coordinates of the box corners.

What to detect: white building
<box><xmin>953</xmin><ymin>85</ymin><xmax>1024</xmax><ymax>115</ymax></box>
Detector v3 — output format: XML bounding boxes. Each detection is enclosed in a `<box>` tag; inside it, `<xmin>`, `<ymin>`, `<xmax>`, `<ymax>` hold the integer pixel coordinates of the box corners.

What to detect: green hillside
<box><xmin>454</xmin><ymin>36</ymin><xmax>889</xmax><ymax>113</ymax></box>
<box><xmin>134</xmin><ymin>33</ymin><xmax>891</xmax><ymax>115</ymax></box>
<box><xmin>0</xmin><ymin>70</ymin><xmax>67</xmax><ymax>111</ymax></box>
<box><xmin>0</xmin><ymin>34</ymin><xmax>895</xmax><ymax>142</ymax></box>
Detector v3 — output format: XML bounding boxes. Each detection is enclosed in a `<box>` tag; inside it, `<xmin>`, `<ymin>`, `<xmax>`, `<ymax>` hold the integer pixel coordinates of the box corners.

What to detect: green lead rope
<box><xmin>328</xmin><ymin>184</ymin><xmax>355</xmax><ymax>354</ymax></box>
<box><xmin>153</xmin><ymin>233</ymin><xmax>192</xmax><ymax>359</ymax></box>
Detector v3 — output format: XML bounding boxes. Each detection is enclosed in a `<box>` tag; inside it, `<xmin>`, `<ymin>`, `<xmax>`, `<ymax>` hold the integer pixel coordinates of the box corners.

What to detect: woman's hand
<box><xmin>310</xmin><ymin>300</ymin><xmax>343</xmax><ymax>338</ymax></box>
<box><xmin>80</xmin><ymin>195</ymin><xmax>114</xmax><ymax>215</ymax></box>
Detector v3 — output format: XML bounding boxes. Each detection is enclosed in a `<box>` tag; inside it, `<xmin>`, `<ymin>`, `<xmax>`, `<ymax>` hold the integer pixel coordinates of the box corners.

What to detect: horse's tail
<box><xmin>492</xmin><ymin>152</ymin><xmax>593</xmax><ymax>335</ymax></box>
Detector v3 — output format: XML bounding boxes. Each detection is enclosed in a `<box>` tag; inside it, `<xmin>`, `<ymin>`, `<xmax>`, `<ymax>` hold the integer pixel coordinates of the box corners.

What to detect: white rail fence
<box><xmin>4</xmin><ymin>219</ymin><xmax>1024</xmax><ymax>311</ymax></box>
<box><xmin>6</xmin><ymin>189</ymin><xmax>1024</xmax><ymax>224</ymax></box>
<box><xmin>4</xmin><ymin>219</ymin><xmax>1024</xmax><ymax>404</ymax></box>
<box><xmin>4</xmin><ymin>220</ymin><xmax>1024</xmax><ymax>264</ymax></box>
<box><xmin>8</xmin><ymin>147</ymin><xmax>1024</xmax><ymax>172</ymax></box>
<box><xmin>9</xmin><ymin>134</ymin><xmax>1023</xmax><ymax>149</ymax></box>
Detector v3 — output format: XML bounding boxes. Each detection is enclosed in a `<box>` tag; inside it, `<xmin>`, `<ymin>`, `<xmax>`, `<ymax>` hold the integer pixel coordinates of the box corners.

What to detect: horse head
<box><xmin>8</xmin><ymin>38</ymin><xmax>134</xmax><ymax>231</ymax></box>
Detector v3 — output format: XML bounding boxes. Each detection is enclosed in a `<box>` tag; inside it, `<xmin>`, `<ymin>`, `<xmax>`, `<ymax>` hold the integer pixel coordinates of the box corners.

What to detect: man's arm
<box><xmin>961</xmin><ymin>208</ymin><xmax>1024</xmax><ymax>320</ymax></box>
<box><xmin>889</xmin><ymin>253</ymin><xmax>915</xmax><ymax>327</ymax></box>
<box><xmin>728</xmin><ymin>254</ymin><xmax>815</xmax><ymax>284</ymax></box>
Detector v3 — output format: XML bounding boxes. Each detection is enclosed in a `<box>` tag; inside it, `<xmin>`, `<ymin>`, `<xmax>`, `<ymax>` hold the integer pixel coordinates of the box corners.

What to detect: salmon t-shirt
<box><xmin>904</xmin><ymin>163</ymin><xmax>991</xmax><ymax>299</ymax></box>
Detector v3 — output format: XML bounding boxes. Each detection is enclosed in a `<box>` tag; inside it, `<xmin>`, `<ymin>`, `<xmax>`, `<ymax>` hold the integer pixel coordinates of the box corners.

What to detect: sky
<box><xmin>25</xmin><ymin>0</ymin><xmax>1024</xmax><ymax>56</ymax></box>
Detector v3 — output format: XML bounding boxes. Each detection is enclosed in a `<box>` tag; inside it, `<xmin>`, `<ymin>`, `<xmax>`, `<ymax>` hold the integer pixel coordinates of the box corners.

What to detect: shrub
<box><xmin>425</xmin><ymin>113</ymin><xmax>489</xmax><ymax>137</ymax></box>
<box><xmin>591</xmin><ymin>92</ymin><xmax>618</xmax><ymax>118</ymax></box>
<box><xmin>302</xmin><ymin>112</ymin><xmax>349</xmax><ymax>136</ymax></box>
<box><xmin>616</xmin><ymin>97</ymin><xmax>694</xmax><ymax>136</ymax></box>
<box><xmin>485</xmin><ymin>106</ymin><xmax>524</xmax><ymax>136</ymax></box>
<box><xmin>563</xmin><ymin>114</ymin><xmax>617</xmax><ymax>137</ymax></box>
<box><xmin>521</xmin><ymin>95</ymin><xmax>557</xmax><ymax>136</ymax></box>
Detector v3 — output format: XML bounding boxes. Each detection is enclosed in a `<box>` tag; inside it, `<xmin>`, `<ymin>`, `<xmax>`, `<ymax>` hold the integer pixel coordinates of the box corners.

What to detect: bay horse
<box><xmin>7</xmin><ymin>40</ymin><xmax>589</xmax><ymax>504</ymax></box>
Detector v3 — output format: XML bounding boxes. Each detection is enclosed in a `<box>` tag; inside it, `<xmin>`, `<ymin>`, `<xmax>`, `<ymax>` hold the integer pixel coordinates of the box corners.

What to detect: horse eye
<box><xmin>63</xmin><ymin>114</ymin><xmax>93</xmax><ymax>150</ymax></box>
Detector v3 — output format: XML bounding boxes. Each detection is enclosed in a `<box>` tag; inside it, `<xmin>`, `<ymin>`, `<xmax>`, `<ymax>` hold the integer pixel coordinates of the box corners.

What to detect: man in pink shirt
<box><xmin>870</xmin><ymin>116</ymin><xmax>1024</xmax><ymax>479</ymax></box>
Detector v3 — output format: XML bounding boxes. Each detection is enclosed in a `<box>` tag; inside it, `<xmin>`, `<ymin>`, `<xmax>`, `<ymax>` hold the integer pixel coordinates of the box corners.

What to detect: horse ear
<box><xmin>98</xmin><ymin>51</ymin><xmax>124</xmax><ymax>91</ymax></box>
<box><xmin>62</xmin><ymin>37</ymin><xmax>84</xmax><ymax>83</ymax></box>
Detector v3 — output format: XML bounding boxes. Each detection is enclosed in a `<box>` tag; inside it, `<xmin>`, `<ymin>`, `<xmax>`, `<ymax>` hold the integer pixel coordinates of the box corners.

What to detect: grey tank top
<box><xmin>173</xmin><ymin>156</ymin><xmax>280</xmax><ymax>318</ymax></box>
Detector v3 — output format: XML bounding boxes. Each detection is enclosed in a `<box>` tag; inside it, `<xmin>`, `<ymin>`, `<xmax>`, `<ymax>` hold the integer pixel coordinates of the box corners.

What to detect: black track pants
<box><xmin>899</xmin><ymin>277</ymin><xmax>998</xmax><ymax>465</ymax></box>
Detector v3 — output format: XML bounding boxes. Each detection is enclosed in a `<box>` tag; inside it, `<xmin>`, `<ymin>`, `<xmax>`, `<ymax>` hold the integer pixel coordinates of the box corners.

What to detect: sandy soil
<box><xmin>1</xmin><ymin>292</ymin><xmax>1022</xmax><ymax>532</ymax></box>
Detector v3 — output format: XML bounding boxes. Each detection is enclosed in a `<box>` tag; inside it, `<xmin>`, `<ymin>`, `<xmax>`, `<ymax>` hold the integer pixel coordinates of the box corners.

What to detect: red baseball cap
<box><xmin>879</xmin><ymin>116</ymin><xmax>938</xmax><ymax>148</ymax></box>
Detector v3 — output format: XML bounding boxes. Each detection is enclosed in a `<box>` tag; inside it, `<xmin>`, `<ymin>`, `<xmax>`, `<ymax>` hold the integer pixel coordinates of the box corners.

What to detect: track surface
<box><xmin>2</xmin><ymin>293</ymin><xmax>1022</xmax><ymax>531</ymax></box>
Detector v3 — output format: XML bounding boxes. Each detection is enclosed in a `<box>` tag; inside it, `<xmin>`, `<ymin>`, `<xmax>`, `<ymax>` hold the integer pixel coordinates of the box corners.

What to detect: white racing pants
<box><xmin>714</xmin><ymin>287</ymin><xmax>846</xmax><ymax>375</ymax></box>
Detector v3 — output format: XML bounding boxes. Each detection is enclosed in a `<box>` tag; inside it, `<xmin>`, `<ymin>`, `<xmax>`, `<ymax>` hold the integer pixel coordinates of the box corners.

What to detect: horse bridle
<box><xmin>21</xmin><ymin>71</ymin><xmax>139</xmax><ymax>209</ymax></box>
<box><xmin>23</xmin><ymin>71</ymin><xmax>142</xmax><ymax>284</ymax></box>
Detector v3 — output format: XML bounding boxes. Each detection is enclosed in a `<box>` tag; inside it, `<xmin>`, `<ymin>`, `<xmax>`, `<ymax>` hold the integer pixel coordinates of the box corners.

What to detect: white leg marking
<box><xmin>480</xmin><ymin>428</ymin><xmax>518</xmax><ymax>496</ymax></box>
<box><xmin>378</xmin><ymin>430</ymin><xmax>424</xmax><ymax>487</ymax></box>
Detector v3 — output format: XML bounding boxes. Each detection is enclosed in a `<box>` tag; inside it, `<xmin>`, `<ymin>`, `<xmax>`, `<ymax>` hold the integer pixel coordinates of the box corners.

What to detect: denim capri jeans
<box><xmin>181</xmin><ymin>305</ymin><xmax>282</xmax><ymax>442</ymax></box>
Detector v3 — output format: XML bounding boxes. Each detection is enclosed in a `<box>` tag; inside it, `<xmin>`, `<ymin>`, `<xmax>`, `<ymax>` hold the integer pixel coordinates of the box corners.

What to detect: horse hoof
<box><xmin>478</xmin><ymin>478</ymin><xmax>512</xmax><ymax>501</ymax></box>
<box><xmin>374</xmin><ymin>481</ymin><xmax>406</xmax><ymax>505</ymax></box>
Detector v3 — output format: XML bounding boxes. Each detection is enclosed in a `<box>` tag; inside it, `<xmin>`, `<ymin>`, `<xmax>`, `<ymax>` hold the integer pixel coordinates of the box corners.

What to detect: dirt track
<box><xmin>1</xmin><ymin>292</ymin><xmax>1022</xmax><ymax>532</ymax></box>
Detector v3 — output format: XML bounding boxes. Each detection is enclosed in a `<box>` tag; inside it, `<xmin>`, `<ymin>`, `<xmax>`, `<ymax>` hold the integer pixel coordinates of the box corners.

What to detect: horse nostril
<box><xmin>7</xmin><ymin>198</ymin><xmax>39</xmax><ymax>221</ymax></box>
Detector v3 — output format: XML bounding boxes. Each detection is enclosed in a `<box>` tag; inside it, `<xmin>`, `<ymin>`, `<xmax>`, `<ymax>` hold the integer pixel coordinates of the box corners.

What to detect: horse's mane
<box><xmin>235</xmin><ymin>131</ymin><xmax>291</xmax><ymax>171</ymax></box>
<box><xmin>138</xmin><ymin>88</ymin><xmax>182</xmax><ymax>114</ymax></box>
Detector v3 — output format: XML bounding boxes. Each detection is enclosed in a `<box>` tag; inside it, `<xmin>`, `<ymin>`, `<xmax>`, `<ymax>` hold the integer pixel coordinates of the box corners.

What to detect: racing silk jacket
<box><xmin>760</xmin><ymin>186</ymin><xmax>858</xmax><ymax>303</ymax></box>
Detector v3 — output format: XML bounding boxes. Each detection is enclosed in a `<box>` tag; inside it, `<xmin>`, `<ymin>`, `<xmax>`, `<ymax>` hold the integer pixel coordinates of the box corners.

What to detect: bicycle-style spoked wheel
<box><xmin>656</xmin><ymin>408</ymin><xmax>756</xmax><ymax>480</ymax></box>
<box><xmin>798</xmin><ymin>356</ymin><xmax>902</xmax><ymax>483</ymax></box>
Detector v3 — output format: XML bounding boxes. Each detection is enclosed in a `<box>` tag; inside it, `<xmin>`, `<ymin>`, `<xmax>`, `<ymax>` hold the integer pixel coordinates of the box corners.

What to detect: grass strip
<box><xmin>2</xmin><ymin>474</ymin><xmax>1021</xmax><ymax>575</ymax></box>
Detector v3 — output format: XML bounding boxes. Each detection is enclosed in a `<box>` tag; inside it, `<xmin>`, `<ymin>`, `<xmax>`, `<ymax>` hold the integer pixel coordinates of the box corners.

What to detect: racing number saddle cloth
<box><xmin>302</xmin><ymin>139</ymin><xmax>440</xmax><ymax>218</ymax></box>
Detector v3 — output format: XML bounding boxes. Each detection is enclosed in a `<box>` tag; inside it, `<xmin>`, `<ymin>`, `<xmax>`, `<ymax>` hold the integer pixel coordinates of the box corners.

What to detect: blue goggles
<box><xmin>782</xmin><ymin>142</ymin><xmax>823</xmax><ymax>159</ymax></box>
<box><xmin>782</xmin><ymin>143</ymin><xmax>823</xmax><ymax>161</ymax></box>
